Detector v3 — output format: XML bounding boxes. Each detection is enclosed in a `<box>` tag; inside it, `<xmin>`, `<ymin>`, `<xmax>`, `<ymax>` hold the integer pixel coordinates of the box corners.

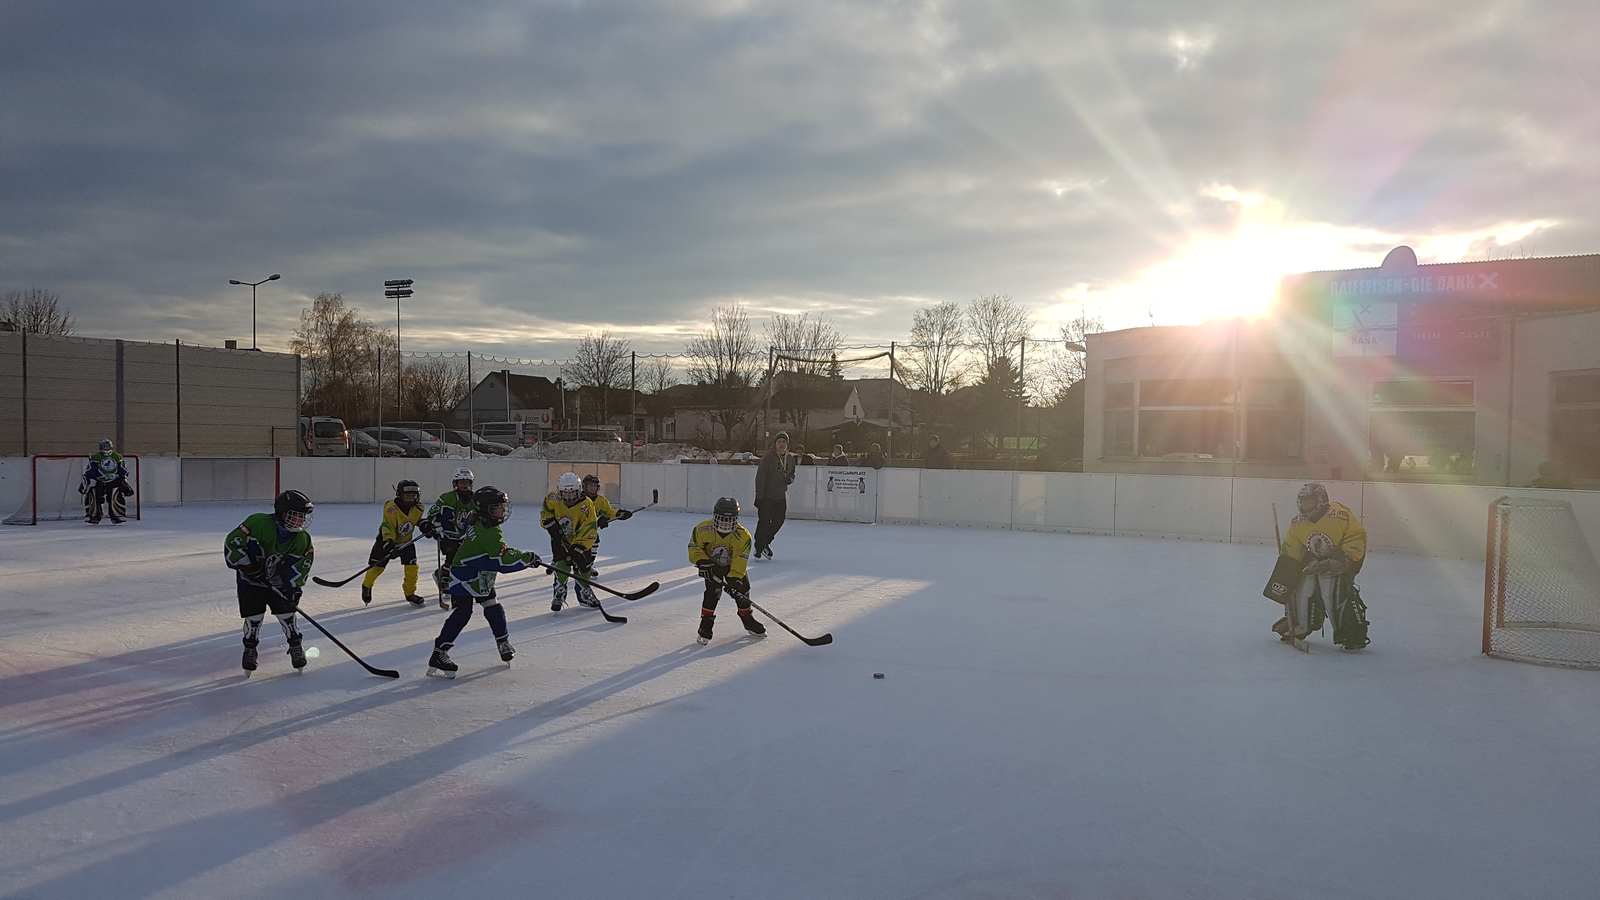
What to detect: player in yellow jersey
<box><xmin>362</xmin><ymin>480</ymin><xmax>427</xmax><ymax>607</ymax></box>
<box><xmin>687</xmin><ymin>497</ymin><xmax>765</xmax><ymax>644</ymax></box>
<box><xmin>1274</xmin><ymin>482</ymin><xmax>1371</xmax><ymax>650</ymax></box>
<box><xmin>541</xmin><ymin>472</ymin><xmax>600</xmax><ymax>612</ymax></box>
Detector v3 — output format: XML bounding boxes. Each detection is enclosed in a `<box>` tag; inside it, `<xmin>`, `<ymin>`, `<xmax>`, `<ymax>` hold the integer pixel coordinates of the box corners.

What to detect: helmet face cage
<box><xmin>275</xmin><ymin>490</ymin><xmax>314</xmax><ymax>532</ymax></box>
<box><xmin>558</xmin><ymin>472</ymin><xmax>582</xmax><ymax>503</ymax></box>
<box><xmin>280</xmin><ymin>509</ymin><xmax>311</xmax><ymax>532</ymax></box>
<box><xmin>474</xmin><ymin>487</ymin><xmax>511</xmax><ymax>525</ymax></box>
<box><xmin>1297</xmin><ymin>482</ymin><xmax>1329</xmax><ymax>516</ymax></box>
<box><xmin>100</xmin><ymin>439</ymin><xmax>113</xmax><ymax>452</ymax></box>
<box><xmin>712</xmin><ymin>497</ymin><xmax>739</xmax><ymax>534</ymax></box>
<box><xmin>452</xmin><ymin>468</ymin><xmax>474</xmax><ymax>493</ymax></box>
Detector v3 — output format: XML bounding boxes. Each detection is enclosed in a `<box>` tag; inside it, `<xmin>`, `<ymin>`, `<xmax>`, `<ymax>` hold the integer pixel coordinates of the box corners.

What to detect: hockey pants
<box><xmin>363</xmin><ymin>538</ymin><xmax>419</xmax><ymax>595</ymax></box>
<box><xmin>435</xmin><ymin>593</ymin><xmax>509</xmax><ymax>649</ymax></box>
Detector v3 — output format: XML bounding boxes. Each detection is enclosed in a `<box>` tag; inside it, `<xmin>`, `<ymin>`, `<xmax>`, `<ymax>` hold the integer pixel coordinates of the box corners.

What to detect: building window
<box><xmin>1244</xmin><ymin>378</ymin><xmax>1304</xmax><ymax>460</ymax></box>
<box><xmin>1368</xmin><ymin>379</ymin><xmax>1475</xmax><ymax>476</ymax></box>
<box><xmin>1103</xmin><ymin>382</ymin><xmax>1134</xmax><ymax>457</ymax></box>
<box><xmin>1136</xmin><ymin>379</ymin><xmax>1237</xmax><ymax>459</ymax></box>
<box><xmin>1551</xmin><ymin>371</ymin><xmax>1600</xmax><ymax>480</ymax></box>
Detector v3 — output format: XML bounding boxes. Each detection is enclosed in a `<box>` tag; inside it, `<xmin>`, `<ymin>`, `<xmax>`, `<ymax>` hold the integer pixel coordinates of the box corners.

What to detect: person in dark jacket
<box><xmin>861</xmin><ymin>442</ymin><xmax>886</xmax><ymax>469</ymax></box>
<box><xmin>753</xmin><ymin>431</ymin><xmax>795</xmax><ymax>559</ymax></box>
<box><xmin>827</xmin><ymin>444</ymin><xmax>850</xmax><ymax>466</ymax></box>
<box><xmin>923</xmin><ymin>435</ymin><xmax>953</xmax><ymax>469</ymax></box>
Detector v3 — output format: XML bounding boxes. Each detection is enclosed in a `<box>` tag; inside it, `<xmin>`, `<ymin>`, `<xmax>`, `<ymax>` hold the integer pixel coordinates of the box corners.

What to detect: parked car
<box><xmin>352</xmin><ymin>430</ymin><xmax>406</xmax><ymax>457</ymax></box>
<box><xmin>299</xmin><ymin>416</ymin><xmax>351</xmax><ymax>456</ymax></box>
<box><xmin>444</xmin><ymin>428</ymin><xmax>513</xmax><ymax>456</ymax></box>
<box><xmin>361</xmin><ymin>427</ymin><xmax>444</xmax><ymax>458</ymax></box>
<box><xmin>473</xmin><ymin>421</ymin><xmax>541</xmax><ymax>448</ymax></box>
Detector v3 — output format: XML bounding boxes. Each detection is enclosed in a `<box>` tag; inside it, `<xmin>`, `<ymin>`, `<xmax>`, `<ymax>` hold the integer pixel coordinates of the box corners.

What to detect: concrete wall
<box><xmin>6</xmin><ymin>455</ymin><xmax>1598</xmax><ymax>564</ymax></box>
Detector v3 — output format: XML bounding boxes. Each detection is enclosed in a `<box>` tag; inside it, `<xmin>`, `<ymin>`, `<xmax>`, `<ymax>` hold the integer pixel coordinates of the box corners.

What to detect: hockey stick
<box><xmin>294</xmin><ymin>606</ymin><xmax>401</xmax><ymax>678</ymax></box>
<box><xmin>727</xmin><ymin>586</ymin><xmax>831</xmax><ymax>646</ymax></box>
<box><xmin>540</xmin><ymin>560</ymin><xmax>658</xmax><ymax>602</ymax></box>
<box><xmin>311</xmin><ymin>540</ymin><xmax>421</xmax><ymax>588</ymax></box>
<box><xmin>1273</xmin><ymin>503</ymin><xmax>1309</xmax><ymax>653</ymax></box>
<box><xmin>623</xmin><ymin>489</ymin><xmax>660</xmax><ymax>515</ymax></box>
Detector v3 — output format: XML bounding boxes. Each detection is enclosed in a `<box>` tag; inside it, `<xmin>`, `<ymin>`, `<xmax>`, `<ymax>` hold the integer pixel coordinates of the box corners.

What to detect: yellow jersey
<box><xmin>377</xmin><ymin>499</ymin><xmax>425</xmax><ymax>545</ymax></box>
<box><xmin>687</xmin><ymin>519</ymin><xmax>753</xmax><ymax>579</ymax></box>
<box><xmin>540</xmin><ymin>492</ymin><xmax>599</xmax><ymax>552</ymax></box>
<box><xmin>1282</xmin><ymin>501</ymin><xmax>1367</xmax><ymax>571</ymax></box>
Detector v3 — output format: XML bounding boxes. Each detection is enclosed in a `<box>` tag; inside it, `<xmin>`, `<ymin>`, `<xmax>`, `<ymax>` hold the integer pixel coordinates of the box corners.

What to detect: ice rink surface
<box><xmin>2</xmin><ymin>502</ymin><xmax>1598</xmax><ymax>900</ymax></box>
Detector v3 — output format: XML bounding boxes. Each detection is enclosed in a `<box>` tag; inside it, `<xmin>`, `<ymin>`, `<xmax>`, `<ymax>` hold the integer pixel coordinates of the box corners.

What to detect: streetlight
<box><xmin>384</xmin><ymin>279</ymin><xmax>414</xmax><ymax>415</ymax></box>
<box><xmin>227</xmin><ymin>274</ymin><xmax>281</xmax><ymax>350</ymax></box>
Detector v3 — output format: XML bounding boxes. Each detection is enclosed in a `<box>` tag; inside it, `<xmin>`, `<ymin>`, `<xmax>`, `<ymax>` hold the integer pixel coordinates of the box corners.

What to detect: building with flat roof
<box><xmin>1083</xmin><ymin>247</ymin><xmax>1600</xmax><ymax>488</ymax></box>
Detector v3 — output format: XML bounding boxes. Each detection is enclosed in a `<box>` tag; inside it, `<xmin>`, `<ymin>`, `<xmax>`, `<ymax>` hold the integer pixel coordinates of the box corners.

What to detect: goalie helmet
<box><xmin>582</xmin><ymin>473</ymin><xmax>601</xmax><ymax>497</ymax></box>
<box><xmin>99</xmin><ymin>438</ymin><xmax>113</xmax><ymax>452</ymax></box>
<box><xmin>451</xmin><ymin>468</ymin><xmax>475</xmax><ymax>491</ymax></box>
<box><xmin>473</xmin><ymin>486</ymin><xmax>511</xmax><ymax>525</ymax></box>
<box><xmin>712</xmin><ymin>496</ymin><xmax>739</xmax><ymax>534</ymax></box>
<box><xmin>557</xmin><ymin>471</ymin><xmax>582</xmax><ymax>503</ymax></box>
<box><xmin>1297</xmin><ymin>482</ymin><xmax>1330</xmax><ymax>518</ymax></box>
<box><xmin>274</xmin><ymin>489</ymin><xmax>314</xmax><ymax>532</ymax></box>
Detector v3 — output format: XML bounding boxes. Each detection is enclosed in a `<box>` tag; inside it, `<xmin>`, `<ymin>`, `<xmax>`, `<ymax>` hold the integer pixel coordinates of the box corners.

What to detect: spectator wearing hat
<box><xmin>861</xmin><ymin>442</ymin><xmax>886</xmax><ymax>470</ymax></box>
<box><xmin>753</xmin><ymin>431</ymin><xmax>795</xmax><ymax>559</ymax></box>
<box><xmin>827</xmin><ymin>444</ymin><xmax>850</xmax><ymax>467</ymax></box>
<box><xmin>923</xmin><ymin>435</ymin><xmax>953</xmax><ymax>469</ymax></box>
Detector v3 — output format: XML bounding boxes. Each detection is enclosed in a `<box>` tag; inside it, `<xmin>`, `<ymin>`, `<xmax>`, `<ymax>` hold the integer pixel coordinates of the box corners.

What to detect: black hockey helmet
<box><xmin>581</xmin><ymin>473</ymin><xmax>601</xmax><ymax>496</ymax></box>
<box><xmin>395</xmin><ymin>479</ymin><xmax>421</xmax><ymax>504</ymax></box>
<box><xmin>712</xmin><ymin>496</ymin><xmax>739</xmax><ymax>534</ymax></box>
<box><xmin>275</xmin><ymin>489</ymin><xmax>314</xmax><ymax>532</ymax></box>
<box><xmin>474</xmin><ymin>485</ymin><xmax>511</xmax><ymax>525</ymax></box>
<box><xmin>1297</xmin><ymin>482</ymin><xmax>1330</xmax><ymax>518</ymax></box>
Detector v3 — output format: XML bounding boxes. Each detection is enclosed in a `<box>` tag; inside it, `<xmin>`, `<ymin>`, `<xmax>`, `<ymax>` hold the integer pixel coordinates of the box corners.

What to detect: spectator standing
<box><xmin>861</xmin><ymin>442</ymin><xmax>886</xmax><ymax>469</ymax></box>
<box><xmin>828</xmin><ymin>444</ymin><xmax>850</xmax><ymax>466</ymax></box>
<box><xmin>923</xmin><ymin>435</ymin><xmax>953</xmax><ymax>469</ymax></box>
<box><xmin>793</xmin><ymin>442</ymin><xmax>812</xmax><ymax>465</ymax></box>
<box><xmin>753</xmin><ymin>431</ymin><xmax>795</xmax><ymax>560</ymax></box>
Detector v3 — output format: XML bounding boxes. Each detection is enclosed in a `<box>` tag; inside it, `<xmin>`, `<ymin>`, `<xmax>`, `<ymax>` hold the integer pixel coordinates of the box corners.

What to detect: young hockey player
<box><xmin>541</xmin><ymin>472</ymin><xmax>600</xmax><ymax>612</ymax></box>
<box><xmin>422</xmin><ymin>468</ymin><xmax>476</xmax><ymax>610</ymax></box>
<box><xmin>361</xmin><ymin>479</ymin><xmax>426</xmax><ymax>606</ymax></box>
<box><xmin>1274</xmin><ymin>482</ymin><xmax>1372</xmax><ymax>650</ymax></box>
<box><xmin>426</xmin><ymin>486</ymin><xmax>541</xmax><ymax>678</ymax></box>
<box><xmin>582</xmin><ymin>473</ymin><xmax>633</xmax><ymax>531</ymax></box>
<box><xmin>687</xmin><ymin>497</ymin><xmax>765</xmax><ymax>644</ymax></box>
<box><xmin>82</xmin><ymin>438</ymin><xmax>134</xmax><ymax>524</ymax></box>
<box><xmin>224</xmin><ymin>490</ymin><xmax>315</xmax><ymax>673</ymax></box>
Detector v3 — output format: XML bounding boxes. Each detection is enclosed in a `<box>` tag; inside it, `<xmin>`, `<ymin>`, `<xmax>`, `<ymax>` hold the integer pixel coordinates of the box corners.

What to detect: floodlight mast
<box><xmin>384</xmin><ymin>279</ymin><xmax>415</xmax><ymax>414</ymax></box>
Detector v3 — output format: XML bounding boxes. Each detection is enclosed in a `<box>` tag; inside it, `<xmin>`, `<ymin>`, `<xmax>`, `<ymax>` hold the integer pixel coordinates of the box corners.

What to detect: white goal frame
<box><xmin>1483</xmin><ymin>495</ymin><xmax>1600</xmax><ymax>669</ymax></box>
<box><xmin>3</xmin><ymin>454</ymin><xmax>141</xmax><ymax>525</ymax></box>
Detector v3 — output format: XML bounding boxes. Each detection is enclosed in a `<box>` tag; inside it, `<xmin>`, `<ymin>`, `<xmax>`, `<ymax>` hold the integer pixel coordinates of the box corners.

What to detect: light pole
<box><xmin>384</xmin><ymin>279</ymin><xmax>414</xmax><ymax>417</ymax></box>
<box><xmin>227</xmin><ymin>274</ymin><xmax>281</xmax><ymax>349</ymax></box>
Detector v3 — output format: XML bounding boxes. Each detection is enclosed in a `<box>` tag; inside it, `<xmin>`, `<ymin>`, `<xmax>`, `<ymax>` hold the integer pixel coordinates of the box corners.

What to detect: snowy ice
<box><xmin>2</xmin><ymin>504</ymin><xmax>1598</xmax><ymax>899</ymax></box>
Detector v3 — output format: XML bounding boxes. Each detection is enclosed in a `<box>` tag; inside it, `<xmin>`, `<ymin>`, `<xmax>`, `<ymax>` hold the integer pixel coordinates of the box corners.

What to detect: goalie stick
<box><xmin>311</xmin><ymin>539</ymin><xmax>421</xmax><ymax>588</ymax></box>
<box><xmin>725</xmin><ymin>584</ymin><xmax>832</xmax><ymax>646</ymax></box>
<box><xmin>1273</xmin><ymin>503</ymin><xmax>1309</xmax><ymax>654</ymax></box>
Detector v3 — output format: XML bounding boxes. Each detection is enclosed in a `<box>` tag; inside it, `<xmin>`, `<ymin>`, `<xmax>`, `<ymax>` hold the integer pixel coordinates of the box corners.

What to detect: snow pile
<box><xmin>501</xmin><ymin>441</ymin><xmax>714</xmax><ymax>462</ymax></box>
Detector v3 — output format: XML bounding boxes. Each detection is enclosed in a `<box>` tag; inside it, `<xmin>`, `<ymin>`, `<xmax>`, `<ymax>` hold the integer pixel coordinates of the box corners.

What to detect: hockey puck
<box><xmin>305</xmin><ymin>646</ymin><xmax>320</xmax><ymax>659</ymax></box>
<box><xmin>873</xmin><ymin>672</ymin><xmax>884</xmax><ymax>679</ymax></box>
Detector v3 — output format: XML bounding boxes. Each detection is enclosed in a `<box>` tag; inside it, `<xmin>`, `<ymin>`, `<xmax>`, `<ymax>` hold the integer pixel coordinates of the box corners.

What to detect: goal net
<box><xmin>1484</xmin><ymin>496</ymin><xmax>1600</xmax><ymax>668</ymax></box>
<box><xmin>3</xmin><ymin>455</ymin><xmax>141</xmax><ymax>525</ymax></box>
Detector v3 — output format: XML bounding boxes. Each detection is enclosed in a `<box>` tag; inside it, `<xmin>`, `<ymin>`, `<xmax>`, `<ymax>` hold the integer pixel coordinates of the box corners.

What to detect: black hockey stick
<box><xmin>623</xmin><ymin>489</ymin><xmax>660</xmax><ymax>515</ymax></box>
<box><xmin>294</xmin><ymin>606</ymin><xmax>401</xmax><ymax>678</ymax></box>
<box><xmin>540</xmin><ymin>560</ymin><xmax>658</xmax><ymax>602</ymax></box>
<box><xmin>727</xmin><ymin>586</ymin><xmax>831</xmax><ymax>646</ymax></box>
<box><xmin>311</xmin><ymin>539</ymin><xmax>421</xmax><ymax>588</ymax></box>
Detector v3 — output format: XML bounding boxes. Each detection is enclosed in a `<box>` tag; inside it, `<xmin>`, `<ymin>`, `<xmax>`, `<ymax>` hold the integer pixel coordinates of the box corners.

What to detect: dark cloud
<box><xmin>2</xmin><ymin>0</ymin><xmax>1597</xmax><ymax>355</ymax></box>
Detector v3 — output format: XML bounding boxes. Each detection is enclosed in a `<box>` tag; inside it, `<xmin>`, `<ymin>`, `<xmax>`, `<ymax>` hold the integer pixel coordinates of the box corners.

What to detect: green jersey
<box><xmin>427</xmin><ymin>489</ymin><xmax>475</xmax><ymax>542</ymax></box>
<box><xmin>225</xmin><ymin>512</ymin><xmax>314</xmax><ymax>593</ymax></box>
<box><xmin>446</xmin><ymin>520</ymin><xmax>538</xmax><ymax>597</ymax></box>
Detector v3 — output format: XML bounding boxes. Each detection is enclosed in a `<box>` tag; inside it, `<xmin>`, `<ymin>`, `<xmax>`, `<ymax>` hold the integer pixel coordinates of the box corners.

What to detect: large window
<box><xmin>1244</xmin><ymin>378</ymin><xmax>1304</xmax><ymax>460</ymax></box>
<box><xmin>1551</xmin><ymin>371</ymin><xmax>1600</xmax><ymax>480</ymax></box>
<box><xmin>1103</xmin><ymin>375</ymin><xmax>1303</xmax><ymax>461</ymax></box>
<box><xmin>1368</xmin><ymin>379</ymin><xmax>1475</xmax><ymax>476</ymax></box>
<box><xmin>1104</xmin><ymin>382</ymin><xmax>1134</xmax><ymax>457</ymax></box>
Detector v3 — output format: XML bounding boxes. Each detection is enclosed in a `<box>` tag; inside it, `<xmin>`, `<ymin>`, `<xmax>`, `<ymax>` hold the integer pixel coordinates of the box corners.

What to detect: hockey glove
<box><xmin>696</xmin><ymin>561</ymin><xmax>721</xmax><ymax>582</ymax></box>
<box><xmin>238</xmin><ymin>560</ymin><xmax>266</xmax><ymax>581</ymax></box>
<box><xmin>597</xmin><ymin>515</ymin><xmax>610</xmax><ymax>529</ymax></box>
<box><xmin>419</xmin><ymin>520</ymin><xmax>437</xmax><ymax>540</ymax></box>
<box><xmin>615</xmin><ymin>509</ymin><xmax>632</xmax><ymax>521</ymax></box>
<box><xmin>726</xmin><ymin>575</ymin><xmax>750</xmax><ymax>598</ymax></box>
<box><xmin>569</xmin><ymin>547</ymin><xmax>596</xmax><ymax>573</ymax></box>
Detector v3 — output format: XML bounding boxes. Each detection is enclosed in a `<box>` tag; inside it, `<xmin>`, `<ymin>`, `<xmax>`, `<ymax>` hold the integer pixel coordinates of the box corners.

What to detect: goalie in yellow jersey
<box><xmin>1273</xmin><ymin>482</ymin><xmax>1371</xmax><ymax>650</ymax></box>
<box><xmin>687</xmin><ymin>497</ymin><xmax>765</xmax><ymax>645</ymax></box>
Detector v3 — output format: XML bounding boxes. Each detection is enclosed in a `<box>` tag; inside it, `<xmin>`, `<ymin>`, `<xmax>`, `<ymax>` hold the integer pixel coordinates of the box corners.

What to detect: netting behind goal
<box><xmin>1483</xmin><ymin>496</ymin><xmax>1600</xmax><ymax>669</ymax></box>
<box><xmin>3</xmin><ymin>455</ymin><xmax>141</xmax><ymax>525</ymax></box>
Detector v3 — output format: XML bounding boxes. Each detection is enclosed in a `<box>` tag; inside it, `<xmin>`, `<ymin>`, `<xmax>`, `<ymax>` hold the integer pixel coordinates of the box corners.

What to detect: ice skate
<box><xmin>497</xmin><ymin>636</ymin><xmax>515</xmax><ymax>664</ymax></box>
<box><xmin>696</xmin><ymin>615</ymin><xmax>715</xmax><ymax>645</ymax></box>
<box><xmin>405</xmin><ymin>594</ymin><xmax>426</xmax><ymax>607</ymax></box>
<box><xmin>427</xmin><ymin>644</ymin><xmax>458</xmax><ymax>678</ymax></box>
<box><xmin>362</xmin><ymin>585</ymin><xmax>373</xmax><ymax>605</ymax></box>
<box><xmin>241</xmin><ymin>643</ymin><xmax>259</xmax><ymax>672</ymax></box>
<box><xmin>576</xmin><ymin>584</ymin><xmax>599</xmax><ymax>608</ymax></box>
<box><xmin>740</xmin><ymin>611</ymin><xmax>766</xmax><ymax>636</ymax></box>
<box><xmin>551</xmin><ymin>581</ymin><xmax>567</xmax><ymax>613</ymax></box>
<box><xmin>287</xmin><ymin>641</ymin><xmax>307</xmax><ymax>671</ymax></box>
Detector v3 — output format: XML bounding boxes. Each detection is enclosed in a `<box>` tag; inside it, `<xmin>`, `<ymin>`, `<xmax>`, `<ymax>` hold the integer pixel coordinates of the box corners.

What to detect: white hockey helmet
<box><xmin>452</xmin><ymin>468</ymin><xmax>475</xmax><ymax>490</ymax></box>
<box><xmin>557</xmin><ymin>471</ymin><xmax>582</xmax><ymax>502</ymax></box>
<box><xmin>100</xmin><ymin>438</ymin><xmax>113</xmax><ymax>451</ymax></box>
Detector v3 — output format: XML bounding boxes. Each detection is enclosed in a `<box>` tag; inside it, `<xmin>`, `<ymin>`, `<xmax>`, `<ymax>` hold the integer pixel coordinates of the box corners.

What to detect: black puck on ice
<box><xmin>873</xmin><ymin>672</ymin><xmax>884</xmax><ymax>679</ymax></box>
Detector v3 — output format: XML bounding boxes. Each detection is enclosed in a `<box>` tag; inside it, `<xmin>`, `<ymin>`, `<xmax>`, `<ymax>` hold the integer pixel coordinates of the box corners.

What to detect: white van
<box><xmin>300</xmin><ymin>416</ymin><xmax>351</xmax><ymax>456</ymax></box>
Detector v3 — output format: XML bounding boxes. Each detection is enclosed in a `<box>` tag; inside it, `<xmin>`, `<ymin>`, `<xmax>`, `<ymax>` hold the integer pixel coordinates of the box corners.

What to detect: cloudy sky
<box><xmin>3</xmin><ymin>0</ymin><xmax>1597</xmax><ymax>357</ymax></box>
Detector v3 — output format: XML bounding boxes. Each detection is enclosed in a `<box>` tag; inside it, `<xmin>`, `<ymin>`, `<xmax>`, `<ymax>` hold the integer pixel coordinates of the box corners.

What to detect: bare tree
<box><xmin>639</xmin><ymin>355</ymin><xmax>678</xmax><ymax>394</ymax></box>
<box><xmin>765</xmin><ymin>312</ymin><xmax>845</xmax><ymax>441</ymax></box>
<box><xmin>684</xmin><ymin>305</ymin><xmax>763</xmax><ymax>447</ymax></box>
<box><xmin>1040</xmin><ymin>309</ymin><xmax>1103</xmax><ymax>400</ymax></box>
<box><xmin>965</xmin><ymin>294</ymin><xmax>1031</xmax><ymax>375</ymax></box>
<box><xmin>1</xmin><ymin>287</ymin><xmax>75</xmax><ymax>334</ymax></box>
<box><xmin>563</xmin><ymin>330</ymin><xmax>631</xmax><ymax>425</ymax></box>
<box><xmin>401</xmin><ymin>355</ymin><xmax>470</xmax><ymax>423</ymax></box>
<box><xmin>290</xmin><ymin>292</ymin><xmax>390</xmax><ymax>425</ymax></box>
<box><xmin>901</xmin><ymin>300</ymin><xmax>967</xmax><ymax>424</ymax></box>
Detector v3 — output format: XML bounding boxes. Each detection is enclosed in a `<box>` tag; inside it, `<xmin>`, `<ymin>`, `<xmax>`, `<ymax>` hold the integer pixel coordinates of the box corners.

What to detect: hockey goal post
<box><xmin>3</xmin><ymin>454</ymin><xmax>141</xmax><ymax>526</ymax></box>
<box><xmin>1483</xmin><ymin>496</ymin><xmax>1600</xmax><ymax>669</ymax></box>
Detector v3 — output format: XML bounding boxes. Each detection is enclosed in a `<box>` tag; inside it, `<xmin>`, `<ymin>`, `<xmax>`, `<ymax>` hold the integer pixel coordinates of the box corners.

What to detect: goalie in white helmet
<box><xmin>82</xmin><ymin>438</ymin><xmax>133</xmax><ymax>524</ymax></box>
<box><xmin>540</xmin><ymin>472</ymin><xmax>600</xmax><ymax>612</ymax></box>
